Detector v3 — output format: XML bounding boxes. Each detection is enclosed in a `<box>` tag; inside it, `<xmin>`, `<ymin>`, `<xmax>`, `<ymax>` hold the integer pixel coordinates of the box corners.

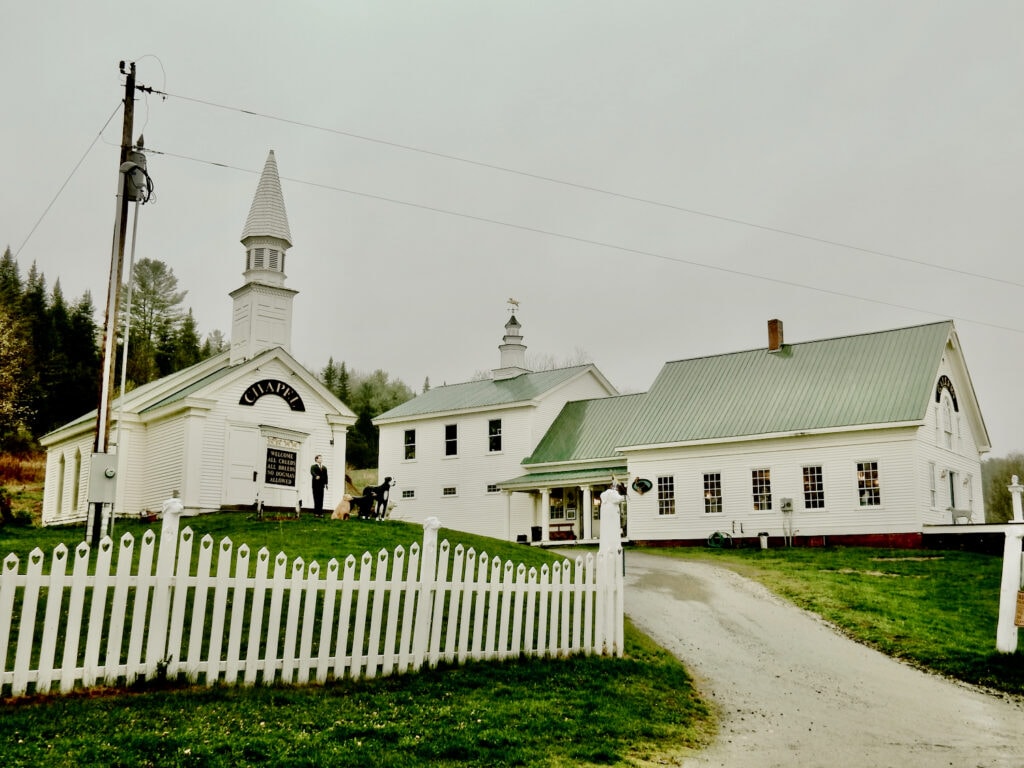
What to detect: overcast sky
<box><xmin>2</xmin><ymin>2</ymin><xmax>1022</xmax><ymax>456</ymax></box>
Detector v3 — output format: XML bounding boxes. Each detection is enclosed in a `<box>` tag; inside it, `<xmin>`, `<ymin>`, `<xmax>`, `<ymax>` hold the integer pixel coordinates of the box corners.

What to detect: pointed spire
<box><xmin>240</xmin><ymin>150</ymin><xmax>293</xmax><ymax>247</ymax></box>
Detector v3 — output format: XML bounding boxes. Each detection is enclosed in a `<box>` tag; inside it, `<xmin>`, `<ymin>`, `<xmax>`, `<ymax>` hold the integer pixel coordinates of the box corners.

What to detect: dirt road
<box><xmin>623</xmin><ymin>552</ymin><xmax>1023</xmax><ymax>767</ymax></box>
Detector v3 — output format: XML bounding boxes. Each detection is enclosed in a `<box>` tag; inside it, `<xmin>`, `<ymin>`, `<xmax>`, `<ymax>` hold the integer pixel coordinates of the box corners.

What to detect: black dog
<box><xmin>352</xmin><ymin>477</ymin><xmax>395</xmax><ymax>520</ymax></box>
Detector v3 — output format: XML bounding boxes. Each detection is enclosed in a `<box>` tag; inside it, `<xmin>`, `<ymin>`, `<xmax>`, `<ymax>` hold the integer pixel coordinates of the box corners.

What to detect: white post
<box><xmin>147</xmin><ymin>491</ymin><xmax>185</xmax><ymax>672</ymax></box>
<box><xmin>1008</xmin><ymin>475</ymin><xmax>1023</xmax><ymax>523</ymax></box>
<box><xmin>995</xmin><ymin>527</ymin><xmax>1024</xmax><ymax>653</ymax></box>
<box><xmin>413</xmin><ymin>517</ymin><xmax>442</xmax><ymax>667</ymax></box>
<box><xmin>598</xmin><ymin>483</ymin><xmax>625</xmax><ymax>655</ymax></box>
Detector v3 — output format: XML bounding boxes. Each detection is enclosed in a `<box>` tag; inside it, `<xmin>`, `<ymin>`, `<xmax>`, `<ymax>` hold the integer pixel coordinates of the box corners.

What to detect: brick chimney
<box><xmin>767</xmin><ymin>319</ymin><xmax>784</xmax><ymax>352</ymax></box>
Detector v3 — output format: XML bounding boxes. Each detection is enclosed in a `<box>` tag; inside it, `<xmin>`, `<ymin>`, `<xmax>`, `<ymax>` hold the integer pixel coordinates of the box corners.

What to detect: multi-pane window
<box><xmin>445</xmin><ymin>424</ymin><xmax>458</xmax><ymax>456</ymax></box>
<box><xmin>442</xmin><ymin>486</ymin><xmax>457</xmax><ymax>497</ymax></box>
<box><xmin>486</xmin><ymin>484</ymin><xmax>499</xmax><ymax>493</ymax></box>
<box><xmin>703</xmin><ymin>473</ymin><xmax>722</xmax><ymax>514</ymax></box>
<box><xmin>404</xmin><ymin>429</ymin><xmax>416</xmax><ymax>460</ymax></box>
<box><xmin>402</xmin><ymin>489</ymin><xmax>415</xmax><ymax>499</ymax></box>
<box><xmin>657</xmin><ymin>476</ymin><xmax>676</xmax><ymax>515</ymax></box>
<box><xmin>752</xmin><ymin>469</ymin><xmax>772</xmax><ymax>511</ymax></box>
<box><xmin>488</xmin><ymin>419</ymin><xmax>502</xmax><ymax>452</ymax></box>
<box><xmin>857</xmin><ymin>461</ymin><xmax>881</xmax><ymax>506</ymax></box>
<box><xmin>802</xmin><ymin>466</ymin><xmax>825</xmax><ymax>509</ymax></box>
<box><xmin>942</xmin><ymin>398</ymin><xmax>954</xmax><ymax>449</ymax></box>
<box><xmin>929</xmin><ymin>462</ymin><xmax>937</xmax><ymax>507</ymax></box>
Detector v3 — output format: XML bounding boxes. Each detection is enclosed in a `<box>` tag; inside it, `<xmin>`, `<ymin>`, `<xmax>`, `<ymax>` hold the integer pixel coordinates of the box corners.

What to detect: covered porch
<box><xmin>498</xmin><ymin>465</ymin><xmax>627</xmax><ymax>546</ymax></box>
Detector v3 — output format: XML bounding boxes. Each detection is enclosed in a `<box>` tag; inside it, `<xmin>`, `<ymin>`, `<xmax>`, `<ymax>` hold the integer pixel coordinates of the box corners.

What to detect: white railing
<box><xmin>0</xmin><ymin>517</ymin><xmax>624</xmax><ymax>697</ymax></box>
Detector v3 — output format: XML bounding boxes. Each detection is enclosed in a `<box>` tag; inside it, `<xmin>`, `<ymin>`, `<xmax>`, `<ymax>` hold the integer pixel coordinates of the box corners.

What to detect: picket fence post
<box><xmin>412</xmin><ymin>516</ymin><xmax>442</xmax><ymax>670</ymax></box>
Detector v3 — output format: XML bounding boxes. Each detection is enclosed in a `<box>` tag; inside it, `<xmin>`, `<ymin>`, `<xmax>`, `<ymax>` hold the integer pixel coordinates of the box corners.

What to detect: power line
<box><xmin>15</xmin><ymin>102</ymin><xmax>123</xmax><ymax>258</ymax></box>
<box><xmin>146</xmin><ymin>145</ymin><xmax>1024</xmax><ymax>337</ymax></box>
<box><xmin>152</xmin><ymin>87</ymin><xmax>1024</xmax><ymax>291</ymax></box>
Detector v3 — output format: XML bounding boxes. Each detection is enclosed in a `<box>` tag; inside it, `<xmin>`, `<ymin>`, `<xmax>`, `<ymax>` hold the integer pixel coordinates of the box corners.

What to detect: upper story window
<box><xmin>857</xmin><ymin>461</ymin><xmax>881</xmax><ymax>506</ymax></box>
<box><xmin>752</xmin><ymin>469</ymin><xmax>772</xmax><ymax>511</ymax></box>
<box><xmin>404</xmin><ymin>429</ymin><xmax>416</xmax><ymax>460</ymax></box>
<box><xmin>942</xmin><ymin>397</ymin><xmax>954</xmax><ymax>449</ymax></box>
<box><xmin>488</xmin><ymin>419</ymin><xmax>502</xmax><ymax>452</ymax></box>
<box><xmin>802</xmin><ymin>466</ymin><xmax>825</xmax><ymax>509</ymax></box>
<box><xmin>445</xmin><ymin>424</ymin><xmax>458</xmax><ymax>456</ymax></box>
<box><xmin>657</xmin><ymin>476</ymin><xmax>676</xmax><ymax>515</ymax></box>
<box><xmin>703</xmin><ymin>473</ymin><xmax>722</xmax><ymax>514</ymax></box>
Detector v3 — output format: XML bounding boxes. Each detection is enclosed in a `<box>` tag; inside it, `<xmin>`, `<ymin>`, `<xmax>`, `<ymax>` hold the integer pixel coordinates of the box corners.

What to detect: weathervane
<box><xmin>507</xmin><ymin>297</ymin><xmax>520</xmax><ymax>314</ymax></box>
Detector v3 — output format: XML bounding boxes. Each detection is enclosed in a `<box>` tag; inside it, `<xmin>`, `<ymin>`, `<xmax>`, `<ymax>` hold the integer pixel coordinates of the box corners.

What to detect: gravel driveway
<box><xmin>623</xmin><ymin>552</ymin><xmax>1024</xmax><ymax>767</ymax></box>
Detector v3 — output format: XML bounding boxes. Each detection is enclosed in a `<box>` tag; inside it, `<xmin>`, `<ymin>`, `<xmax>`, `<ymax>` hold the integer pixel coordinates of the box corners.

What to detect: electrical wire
<box><xmin>14</xmin><ymin>102</ymin><xmax>123</xmax><ymax>258</ymax></box>
<box><xmin>150</xmin><ymin>87</ymin><xmax>1024</xmax><ymax>291</ymax></box>
<box><xmin>144</xmin><ymin>145</ymin><xmax>1024</xmax><ymax>337</ymax></box>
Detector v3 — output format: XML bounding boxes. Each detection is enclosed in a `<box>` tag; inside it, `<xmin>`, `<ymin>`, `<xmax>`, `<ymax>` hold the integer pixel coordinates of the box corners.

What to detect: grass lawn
<box><xmin>650</xmin><ymin>544</ymin><xmax>1024</xmax><ymax>696</ymax></box>
<box><xmin>0</xmin><ymin>514</ymin><xmax>713</xmax><ymax>767</ymax></box>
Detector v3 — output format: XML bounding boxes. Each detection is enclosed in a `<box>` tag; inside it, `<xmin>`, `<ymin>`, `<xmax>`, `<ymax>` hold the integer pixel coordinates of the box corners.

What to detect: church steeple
<box><xmin>240</xmin><ymin>149</ymin><xmax>292</xmax><ymax>288</ymax></box>
<box><xmin>230</xmin><ymin>151</ymin><xmax>298</xmax><ymax>364</ymax></box>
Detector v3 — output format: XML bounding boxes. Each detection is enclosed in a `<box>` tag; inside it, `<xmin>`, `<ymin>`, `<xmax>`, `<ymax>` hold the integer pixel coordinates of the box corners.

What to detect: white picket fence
<box><xmin>0</xmin><ymin>517</ymin><xmax>624</xmax><ymax>697</ymax></box>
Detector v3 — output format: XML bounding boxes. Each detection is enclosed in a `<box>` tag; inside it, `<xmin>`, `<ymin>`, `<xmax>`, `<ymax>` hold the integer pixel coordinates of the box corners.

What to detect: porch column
<box><xmin>504</xmin><ymin>490</ymin><xmax>513</xmax><ymax>541</ymax></box>
<box><xmin>581</xmin><ymin>486</ymin><xmax>593</xmax><ymax>541</ymax></box>
<box><xmin>540</xmin><ymin>488</ymin><xmax>551</xmax><ymax>542</ymax></box>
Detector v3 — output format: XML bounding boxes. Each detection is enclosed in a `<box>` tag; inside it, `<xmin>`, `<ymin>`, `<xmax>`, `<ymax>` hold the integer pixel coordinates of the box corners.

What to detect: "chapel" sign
<box><xmin>238</xmin><ymin>379</ymin><xmax>306</xmax><ymax>411</ymax></box>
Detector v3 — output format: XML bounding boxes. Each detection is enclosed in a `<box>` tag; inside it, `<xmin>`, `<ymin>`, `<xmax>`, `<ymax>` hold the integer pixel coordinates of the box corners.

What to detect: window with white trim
<box><xmin>486</xmin><ymin>484</ymin><xmax>499</xmax><ymax>493</ymax></box>
<box><xmin>752</xmin><ymin>469</ymin><xmax>772</xmax><ymax>511</ymax></box>
<box><xmin>445</xmin><ymin>424</ymin><xmax>458</xmax><ymax>456</ymax></box>
<box><xmin>802</xmin><ymin>466</ymin><xmax>825</xmax><ymax>509</ymax></box>
<box><xmin>929</xmin><ymin>462</ymin><xmax>937</xmax><ymax>507</ymax></box>
<box><xmin>657</xmin><ymin>476</ymin><xmax>675</xmax><ymax>515</ymax></box>
<box><xmin>942</xmin><ymin>397</ymin><xmax>954</xmax><ymax>449</ymax></box>
<box><xmin>402</xmin><ymin>489</ymin><xmax>415</xmax><ymax>499</ymax></box>
<box><xmin>404</xmin><ymin>429</ymin><xmax>416</xmax><ymax>460</ymax></box>
<box><xmin>703</xmin><ymin>473</ymin><xmax>722</xmax><ymax>514</ymax></box>
<box><xmin>488</xmin><ymin>419</ymin><xmax>502</xmax><ymax>452</ymax></box>
<box><xmin>857</xmin><ymin>461</ymin><xmax>881</xmax><ymax>507</ymax></box>
<box><xmin>442</xmin><ymin>486</ymin><xmax>457</xmax><ymax>497</ymax></box>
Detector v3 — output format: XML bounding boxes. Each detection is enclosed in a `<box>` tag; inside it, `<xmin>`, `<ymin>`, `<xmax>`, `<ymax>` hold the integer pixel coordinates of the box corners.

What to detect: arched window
<box><xmin>56</xmin><ymin>453</ymin><xmax>66</xmax><ymax>515</ymax></box>
<box><xmin>72</xmin><ymin>449</ymin><xmax>82</xmax><ymax>513</ymax></box>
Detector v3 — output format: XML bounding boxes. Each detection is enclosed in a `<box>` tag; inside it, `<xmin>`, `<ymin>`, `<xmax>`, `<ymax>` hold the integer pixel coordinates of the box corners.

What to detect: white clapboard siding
<box><xmin>0</xmin><ymin>518</ymin><xmax>623</xmax><ymax>698</ymax></box>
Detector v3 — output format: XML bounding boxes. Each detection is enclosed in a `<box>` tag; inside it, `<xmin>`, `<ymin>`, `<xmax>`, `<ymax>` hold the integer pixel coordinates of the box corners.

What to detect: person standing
<box><xmin>599</xmin><ymin>481</ymin><xmax>625</xmax><ymax>554</ymax></box>
<box><xmin>310</xmin><ymin>455</ymin><xmax>328</xmax><ymax>516</ymax></box>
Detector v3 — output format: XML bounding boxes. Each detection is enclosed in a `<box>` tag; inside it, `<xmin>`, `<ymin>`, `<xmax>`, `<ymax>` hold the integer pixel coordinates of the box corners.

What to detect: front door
<box><xmin>225</xmin><ymin>425</ymin><xmax>261</xmax><ymax>506</ymax></box>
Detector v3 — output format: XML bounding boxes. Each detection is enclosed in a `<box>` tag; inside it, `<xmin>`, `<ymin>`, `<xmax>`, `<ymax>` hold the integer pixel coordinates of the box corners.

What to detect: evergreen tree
<box><xmin>18</xmin><ymin>263</ymin><xmax>48</xmax><ymax>436</ymax></box>
<box><xmin>337</xmin><ymin>361</ymin><xmax>350</xmax><ymax>404</ymax></box>
<box><xmin>422</xmin><ymin>376</ymin><xmax>431</xmax><ymax>393</ymax></box>
<box><xmin>120</xmin><ymin>258</ymin><xmax>187</xmax><ymax>387</ymax></box>
<box><xmin>0</xmin><ymin>304</ymin><xmax>31</xmax><ymax>447</ymax></box>
<box><xmin>200</xmin><ymin>329</ymin><xmax>228</xmax><ymax>359</ymax></box>
<box><xmin>0</xmin><ymin>247</ymin><xmax>22</xmax><ymax>309</ymax></box>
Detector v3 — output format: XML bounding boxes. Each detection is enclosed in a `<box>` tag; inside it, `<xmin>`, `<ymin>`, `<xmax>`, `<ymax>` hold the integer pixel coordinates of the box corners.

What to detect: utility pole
<box><xmin>88</xmin><ymin>61</ymin><xmax>137</xmax><ymax>546</ymax></box>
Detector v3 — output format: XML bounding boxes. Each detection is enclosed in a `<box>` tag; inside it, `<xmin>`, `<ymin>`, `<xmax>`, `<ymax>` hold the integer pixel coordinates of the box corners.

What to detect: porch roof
<box><xmin>497</xmin><ymin>465</ymin><xmax>627</xmax><ymax>491</ymax></box>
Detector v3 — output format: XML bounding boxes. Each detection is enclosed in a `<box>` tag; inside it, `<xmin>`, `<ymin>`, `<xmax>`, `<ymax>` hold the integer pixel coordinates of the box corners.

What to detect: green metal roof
<box><xmin>497</xmin><ymin>465</ymin><xmax>628</xmax><ymax>491</ymax></box>
<box><xmin>523</xmin><ymin>393</ymin><xmax>646</xmax><ymax>465</ymax></box>
<box><xmin>619</xmin><ymin>321</ymin><xmax>953</xmax><ymax>447</ymax></box>
<box><xmin>375</xmin><ymin>365</ymin><xmax>596</xmax><ymax>421</ymax></box>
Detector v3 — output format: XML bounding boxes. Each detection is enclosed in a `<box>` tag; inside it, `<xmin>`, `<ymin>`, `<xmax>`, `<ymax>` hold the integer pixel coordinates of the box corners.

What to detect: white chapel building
<box><xmin>40</xmin><ymin>151</ymin><xmax>356</xmax><ymax>524</ymax></box>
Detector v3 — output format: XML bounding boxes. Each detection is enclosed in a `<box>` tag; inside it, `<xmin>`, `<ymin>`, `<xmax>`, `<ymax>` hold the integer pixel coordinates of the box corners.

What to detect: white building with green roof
<box><xmin>381</xmin><ymin>318</ymin><xmax>990</xmax><ymax>547</ymax></box>
<box><xmin>40</xmin><ymin>152</ymin><xmax>356</xmax><ymax>525</ymax></box>
<box><xmin>374</xmin><ymin>315</ymin><xmax>619</xmax><ymax>540</ymax></box>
